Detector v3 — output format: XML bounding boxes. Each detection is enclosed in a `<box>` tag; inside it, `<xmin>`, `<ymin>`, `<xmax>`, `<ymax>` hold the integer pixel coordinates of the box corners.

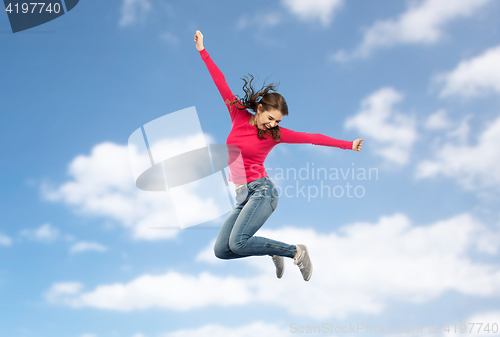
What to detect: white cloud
<box><xmin>416</xmin><ymin>114</ymin><xmax>500</xmax><ymax>194</ymax></box>
<box><xmin>40</xmin><ymin>125</ymin><xmax>225</xmax><ymax>237</ymax></box>
<box><xmin>333</xmin><ymin>0</ymin><xmax>492</xmax><ymax>61</ymax></box>
<box><xmin>45</xmin><ymin>271</ymin><xmax>254</xmax><ymax>311</ymax></box>
<box><xmin>436</xmin><ymin>45</ymin><xmax>500</xmax><ymax>98</ymax></box>
<box><xmin>281</xmin><ymin>0</ymin><xmax>343</xmax><ymax>26</ymax></box>
<box><xmin>70</xmin><ymin>241</ymin><xmax>107</xmax><ymax>254</ymax></box>
<box><xmin>160</xmin><ymin>322</ymin><xmax>289</xmax><ymax>337</ymax></box>
<box><xmin>344</xmin><ymin>87</ymin><xmax>417</xmax><ymax>165</ymax></box>
<box><xmin>0</xmin><ymin>233</ymin><xmax>12</xmax><ymax>247</ymax></box>
<box><xmin>46</xmin><ymin>212</ymin><xmax>500</xmax><ymax>319</ymax></box>
<box><xmin>20</xmin><ymin>223</ymin><xmax>60</xmax><ymax>243</ymax></box>
<box><xmin>444</xmin><ymin>114</ymin><xmax>472</xmax><ymax>145</ymax></box>
<box><xmin>45</xmin><ymin>282</ymin><xmax>83</xmax><ymax>304</ymax></box>
<box><xmin>424</xmin><ymin>109</ymin><xmax>452</xmax><ymax>130</ymax></box>
<box><xmin>119</xmin><ymin>0</ymin><xmax>152</xmax><ymax>28</ymax></box>
<box><xmin>40</xmin><ymin>142</ymin><xmax>183</xmax><ymax>241</ymax></box>
<box><xmin>235</xmin><ymin>11</ymin><xmax>284</xmax><ymax>46</ymax></box>
<box><xmin>236</xmin><ymin>0</ymin><xmax>342</xmax><ymax>31</ymax></box>
<box><xmin>424</xmin><ymin>111</ymin><xmax>472</xmax><ymax>148</ymax></box>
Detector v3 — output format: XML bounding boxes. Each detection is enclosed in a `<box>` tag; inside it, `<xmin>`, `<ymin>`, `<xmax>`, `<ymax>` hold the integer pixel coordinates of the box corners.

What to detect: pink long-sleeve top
<box><xmin>199</xmin><ymin>48</ymin><xmax>353</xmax><ymax>185</ymax></box>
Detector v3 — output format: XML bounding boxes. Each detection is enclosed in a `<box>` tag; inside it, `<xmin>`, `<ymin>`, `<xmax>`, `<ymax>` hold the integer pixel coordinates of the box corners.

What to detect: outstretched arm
<box><xmin>278</xmin><ymin>126</ymin><xmax>361</xmax><ymax>151</ymax></box>
<box><xmin>194</xmin><ymin>30</ymin><xmax>243</xmax><ymax>121</ymax></box>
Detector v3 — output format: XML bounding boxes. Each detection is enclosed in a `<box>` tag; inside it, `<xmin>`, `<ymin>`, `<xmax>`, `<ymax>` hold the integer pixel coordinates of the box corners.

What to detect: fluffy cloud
<box><xmin>46</xmin><ymin>212</ymin><xmax>500</xmax><ymax>319</ymax></box>
<box><xmin>0</xmin><ymin>233</ymin><xmax>12</xmax><ymax>247</ymax></box>
<box><xmin>119</xmin><ymin>0</ymin><xmax>152</xmax><ymax>28</ymax></box>
<box><xmin>236</xmin><ymin>0</ymin><xmax>342</xmax><ymax>38</ymax></box>
<box><xmin>20</xmin><ymin>223</ymin><xmax>60</xmax><ymax>243</ymax></box>
<box><xmin>333</xmin><ymin>0</ymin><xmax>492</xmax><ymax>61</ymax></box>
<box><xmin>44</xmin><ymin>272</ymin><xmax>254</xmax><ymax>311</ymax></box>
<box><xmin>416</xmin><ymin>114</ymin><xmax>500</xmax><ymax>194</ymax></box>
<box><xmin>281</xmin><ymin>0</ymin><xmax>343</xmax><ymax>26</ymax></box>
<box><xmin>40</xmin><ymin>118</ymin><xmax>229</xmax><ymax>239</ymax></box>
<box><xmin>45</xmin><ymin>282</ymin><xmax>83</xmax><ymax>304</ymax></box>
<box><xmin>69</xmin><ymin>241</ymin><xmax>107</xmax><ymax>254</ymax></box>
<box><xmin>40</xmin><ymin>142</ymin><xmax>183</xmax><ymax>241</ymax></box>
<box><xmin>436</xmin><ymin>45</ymin><xmax>500</xmax><ymax>98</ymax></box>
<box><xmin>424</xmin><ymin>109</ymin><xmax>453</xmax><ymax>130</ymax></box>
<box><xmin>424</xmin><ymin>110</ymin><xmax>472</xmax><ymax>146</ymax></box>
<box><xmin>344</xmin><ymin>87</ymin><xmax>417</xmax><ymax>165</ymax></box>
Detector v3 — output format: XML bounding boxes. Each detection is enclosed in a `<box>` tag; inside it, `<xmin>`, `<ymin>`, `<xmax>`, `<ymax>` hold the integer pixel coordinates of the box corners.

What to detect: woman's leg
<box><xmin>228</xmin><ymin>180</ymin><xmax>296</xmax><ymax>259</ymax></box>
<box><xmin>214</xmin><ymin>204</ymin><xmax>253</xmax><ymax>259</ymax></box>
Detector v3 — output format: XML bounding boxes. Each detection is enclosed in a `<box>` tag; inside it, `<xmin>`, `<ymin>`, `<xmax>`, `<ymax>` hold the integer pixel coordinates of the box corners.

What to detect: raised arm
<box><xmin>194</xmin><ymin>30</ymin><xmax>243</xmax><ymax>121</ymax></box>
<box><xmin>278</xmin><ymin>126</ymin><xmax>354</xmax><ymax>150</ymax></box>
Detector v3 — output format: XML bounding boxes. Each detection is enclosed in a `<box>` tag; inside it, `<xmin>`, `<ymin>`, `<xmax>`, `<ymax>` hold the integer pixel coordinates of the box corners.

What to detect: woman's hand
<box><xmin>352</xmin><ymin>139</ymin><xmax>363</xmax><ymax>151</ymax></box>
<box><xmin>194</xmin><ymin>30</ymin><xmax>204</xmax><ymax>51</ymax></box>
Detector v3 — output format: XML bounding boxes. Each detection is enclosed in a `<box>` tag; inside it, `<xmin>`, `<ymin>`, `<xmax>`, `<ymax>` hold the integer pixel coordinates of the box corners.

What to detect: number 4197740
<box><xmin>444</xmin><ymin>323</ymin><xmax>498</xmax><ymax>334</ymax></box>
<box><xmin>5</xmin><ymin>2</ymin><xmax>62</xmax><ymax>14</ymax></box>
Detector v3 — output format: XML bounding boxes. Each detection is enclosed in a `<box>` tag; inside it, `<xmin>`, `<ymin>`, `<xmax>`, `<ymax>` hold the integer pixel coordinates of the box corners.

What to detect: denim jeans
<box><xmin>214</xmin><ymin>176</ymin><xmax>297</xmax><ymax>259</ymax></box>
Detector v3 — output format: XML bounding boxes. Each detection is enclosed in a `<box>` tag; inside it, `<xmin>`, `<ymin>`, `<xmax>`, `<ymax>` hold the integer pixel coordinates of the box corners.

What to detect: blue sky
<box><xmin>1</xmin><ymin>0</ymin><xmax>500</xmax><ymax>336</ymax></box>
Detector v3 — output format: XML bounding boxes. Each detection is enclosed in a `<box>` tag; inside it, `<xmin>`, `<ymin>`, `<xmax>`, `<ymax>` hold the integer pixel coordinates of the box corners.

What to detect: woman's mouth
<box><xmin>264</xmin><ymin>124</ymin><xmax>270</xmax><ymax>129</ymax></box>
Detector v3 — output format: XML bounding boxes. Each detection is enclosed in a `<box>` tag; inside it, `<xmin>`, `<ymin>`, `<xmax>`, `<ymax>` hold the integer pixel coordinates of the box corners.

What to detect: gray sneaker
<box><xmin>294</xmin><ymin>244</ymin><xmax>313</xmax><ymax>281</ymax></box>
<box><xmin>272</xmin><ymin>255</ymin><xmax>285</xmax><ymax>279</ymax></box>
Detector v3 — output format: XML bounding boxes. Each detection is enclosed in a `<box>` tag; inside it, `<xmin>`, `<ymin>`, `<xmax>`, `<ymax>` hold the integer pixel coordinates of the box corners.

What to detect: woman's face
<box><xmin>255</xmin><ymin>104</ymin><xmax>284</xmax><ymax>130</ymax></box>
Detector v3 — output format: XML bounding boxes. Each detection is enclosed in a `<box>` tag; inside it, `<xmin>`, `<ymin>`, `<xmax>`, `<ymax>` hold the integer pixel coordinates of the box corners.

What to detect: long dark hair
<box><xmin>226</xmin><ymin>74</ymin><xmax>289</xmax><ymax>142</ymax></box>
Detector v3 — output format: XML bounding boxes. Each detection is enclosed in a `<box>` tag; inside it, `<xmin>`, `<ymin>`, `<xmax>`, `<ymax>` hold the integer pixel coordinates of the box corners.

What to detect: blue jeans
<box><xmin>214</xmin><ymin>176</ymin><xmax>297</xmax><ymax>259</ymax></box>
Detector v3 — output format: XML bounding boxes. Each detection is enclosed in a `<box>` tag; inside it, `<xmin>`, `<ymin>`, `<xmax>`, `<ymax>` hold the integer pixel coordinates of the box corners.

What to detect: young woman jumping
<box><xmin>194</xmin><ymin>30</ymin><xmax>363</xmax><ymax>282</ymax></box>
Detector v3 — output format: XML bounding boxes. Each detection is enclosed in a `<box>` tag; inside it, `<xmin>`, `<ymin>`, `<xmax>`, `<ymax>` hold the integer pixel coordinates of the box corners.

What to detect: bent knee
<box><xmin>228</xmin><ymin>238</ymin><xmax>246</xmax><ymax>255</ymax></box>
<box><xmin>214</xmin><ymin>246</ymin><xmax>231</xmax><ymax>260</ymax></box>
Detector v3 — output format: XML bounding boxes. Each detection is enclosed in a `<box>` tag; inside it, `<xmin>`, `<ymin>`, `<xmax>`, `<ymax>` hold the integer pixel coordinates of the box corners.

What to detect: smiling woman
<box><xmin>194</xmin><ymin>29</ymin><xmax>363</xmax><ymax>282</ymax></box>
